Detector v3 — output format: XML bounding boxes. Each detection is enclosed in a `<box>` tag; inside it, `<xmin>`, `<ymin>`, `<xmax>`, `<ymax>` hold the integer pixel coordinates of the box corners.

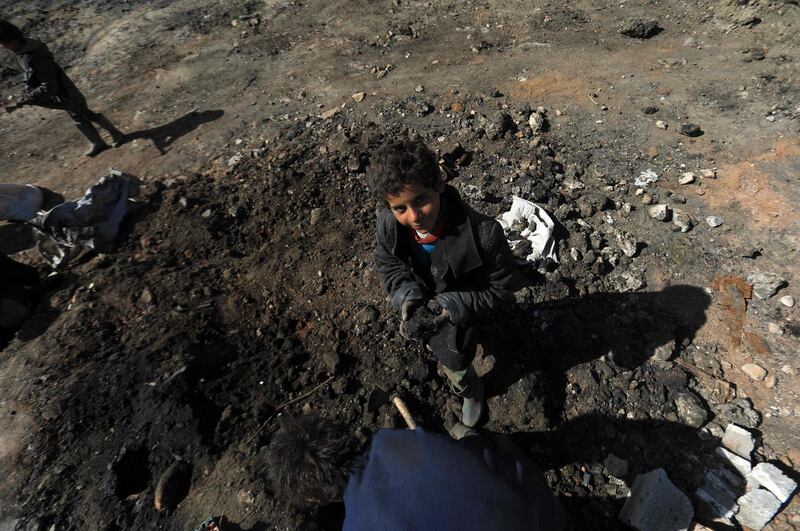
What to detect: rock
<box><xmin>201</xmin><ymin>209</ymin><xmax>212</xmax><ymax>219</ymax></box>
<box><xmin>414</xmin><ymin>85</ymin><xmax>424</xmax><ymax>93</ymax></box>
<box><xmin>674</xmin><ymin>391</ymin><xmax>708</xmax><ymax>428</ymax></box>
<box><xmin>705</xmin><ymin>216</ymin><xmax>723</xmax><ymax>228</ymax></box>
<box><xmin>679</xmin><ymin>123</ymin><xmax>702</xmax><ymax>137</ymax></box>
<box><xmin>619</xmin><ymin>468</ymin><xmax>693</xmax><ymax>531</ymax></box>
<box><xmin>322</xmin><ymin>350</ymin><xmax>341</xmax><ymax>374</ymax></box>
<box><xmin>351</xmin><ymin>92</ymin><xmax>366</xmax><ymax>102</ymax></box>
<box><xmin>736</xmin><ymin>489</ymin><xmax>782</xmax><ymax>530</ymax></box>
<box><xmin>635</xmin><ymin>169</ymin><xmax>659</xmax><ymax>187</ymax></box>
<box><xmin>749</xmin><ymin>462</ymin><xmax>797</xmax><ymax>503</ymax></box>
<box><xmin>227</xmin><ymin>153</ymin><xmax>244</xmax><ymax>167</ymax></box>
<box><xmin>320</xmin><ymin>107</ymin><xmax>340</xmax><ymax>120</ymax></box>
<box><xmin>780</xmin><ymin>295</ymin><xmax>795</xmax><ymax>307</ymax></box>
<box><xmin>642</xmin><ymin>106</ymin><xmax>658</xmax><ymax>114</ymax></box>
<box><xmin>672</xmin><ymin>209</ymin><xmax>693</xmax><ymax>233</ymax></box>
<box><xmin>722</xmin><ymin>424</ymin><xmax>756</xmax><ymax>459</ymax></box>
<box><xmin>357</xmin><ymin>305</ymin><xmax>379</xmax><ymax>325</ymax></box>
<box><xmin>614</xmin><ymin>230</ymin><xmax>639</xmax><ymax>257</ymax></box>
<box><xmin>746</xmin><ymin>272</ymin><xmax>786</xmax><ymax>300</ymax></box>
<box><xmin>741</xmin><ymin>363</ymin><xmax>767</xmax><ymax>381</ymax></box>
<box><xmin>764</xmin><ymin>375</ymin><xmax>777</xmax><ymax>389</ymax></box>
<box><xmin>694</xmin><ymin>468</ymin><xmax>739</xmax><ymax>520</ymax></box>
<box><xmin>641</xmin><ymin>194</ymin><xmax>654</xmax><ymax>205</ymax></box>
<box><xmin>648</xmin><ymin>204</ymin><xmax>670</xmax><ymax>221</ymax></box>
<box><xmin>716</xmin><ymin>398</ymin><xmax>761</xmax><ymax>428</ymax></box>
<box><xmin>154</xmin><ymin>460</ymin><xmax>192</xmax><ymax>512</ymax></box>
<box><xmin>139</xmin><ymin>287</ymin><xmax>153</xmax><ymax>305</ymax></box>
<box><xmin>652</xmin><ymin>338</ymin><xmax>676</xmax><ymax>361</ymax></box>
<box><xmin>700</xmin><ymin>169</ymin><xmax>716</xmax><ymax>179</ymax></box>
<box><xmin>715</xmin><ymin>447</ymin><xmax>752</xmax><ymax>476</ymax></box>
<box><xmin>620</xmin><ymin>19</ymin><xmax>661</xmax><ymax>39</ymax></box>
<box><xmin>309</xmin><ymin>207</ymin><xmax>323</xmax><ymax>226</ymax></box>
<box><xmin>656</xmin><ymin>120</ymin><xmax>668</xmax><ymax>130</ymax></box>
<box><xmin>529</xmin><ymin>111</ymin><xmax>545</xmax><ymax>133</ymax></box>
<box><xmin>366</xmin><ymin>387</ymin><xmax>390</xmax><ymax>412</ymax></box>
<box><xmin>768</xmin><ymin>322</ymin><xmax>783</xmax><ymax>335</ymax></box>
<box><xmin>604</xmin><ymin>454</ymin><xmax>629</xmax><ymax>477</ymax></box>
<box><xmin>679</xmin><ymin>172</ymin><xmax>695</xmax><ymax>185</ymax></box>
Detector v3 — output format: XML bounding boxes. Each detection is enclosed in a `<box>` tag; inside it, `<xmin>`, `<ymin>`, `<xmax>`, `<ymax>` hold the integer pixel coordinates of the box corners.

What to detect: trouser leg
<box><xmin>68</xmin><ymin>108</ymin><xmax>108</xmax><ymax>157</ymax></box>
<box><xmin>90</xmin><ymin>111</ymin><xmax>126</xmax><ymax>145</ymax></box>
<box><xmin>428</xmin><ymin>324</ymin><xmax>485</xmax><ymax>427</ymax></box>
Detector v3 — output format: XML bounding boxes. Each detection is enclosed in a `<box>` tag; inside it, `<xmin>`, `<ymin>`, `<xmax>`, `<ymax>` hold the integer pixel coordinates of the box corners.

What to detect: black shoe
<box><xmin>84</xmin><ymin>142</ymin><xmax>109</xmax><ymax>157</ymax></box>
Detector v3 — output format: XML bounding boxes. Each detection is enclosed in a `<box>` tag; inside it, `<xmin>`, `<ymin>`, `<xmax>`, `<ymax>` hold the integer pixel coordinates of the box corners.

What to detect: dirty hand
<box><xmin>400</xmin><ymin>299</ymin><xmax>422</xmax><ymax>321</ymax></box>
<box><xmin>399</xmin><ymin>299</ymin><xmax>449</xmax><ymax>341</ymax></box>
<box><xmin>427</xmin><ymin>298</ymin><xmax>450</xmax><ymax>327</ymax></box>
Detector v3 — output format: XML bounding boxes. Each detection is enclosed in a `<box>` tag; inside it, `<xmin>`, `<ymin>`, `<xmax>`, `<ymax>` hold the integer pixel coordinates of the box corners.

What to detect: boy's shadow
<box><xmin>481</xmin><ymin>284</ymin><xmax>712</xmax><ymax>423</ymax></box>
<box><xmin>124</xmin><ymin>109</ymin><xmax>224</xmax><ymax>155</ymax></box>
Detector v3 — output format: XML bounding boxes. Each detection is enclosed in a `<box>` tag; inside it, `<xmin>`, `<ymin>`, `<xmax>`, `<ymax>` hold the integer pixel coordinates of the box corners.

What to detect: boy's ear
<box><xmin>435</xmin><ymin>171</ymin><xmax>447</xmax><ymax>192</ymax></box>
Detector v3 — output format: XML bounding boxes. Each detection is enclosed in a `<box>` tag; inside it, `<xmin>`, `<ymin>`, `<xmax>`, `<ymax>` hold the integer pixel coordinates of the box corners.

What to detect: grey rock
<box><xmin>715</xmin><ymin>447</ymin><xmax>752</xmax><ymax>476</ymax></box>
<box><xmin>604</xmin><ymin>454</ymin><xmax>629</xmax><ymax>477</ymax></box>
<box><xmin>715</xmin><ymin>397</ymin><xmax>761</xmax><ymax>428</ymax></box>
<box><xmin>780</xmin><ymin>295</ymin><xmax>795</xmax><ymax>307</ymax></box>
<box><xmin>309</xmin><ymin>207</ymin><xmax>324</xmax><ymax>226</ymax></box>
<box><xmin>736</xmin><ymin>489</ymin><xmax>782</xmax><ymax>530</ymax></box>
<box><xmin>620</xmin><ymin>19</ymin><xmax>661</xmax><ymax>39</ymax></box>
<box><xmin>648</xmin><ymin>204</ymin><xmax>670</xmax><ymax>221</ymax></box>
<box><xmin>721</xmin><ymin>424</ymin><xmax>755</xmax><ymax>459</ymax></box>
<box><xmin>679</xmin><ymin>123</ymin><xmax>702</xmax><ymax>137</ymax></box>
<box><xmin>154</xmin><ymin>460</ymin><xmax>192</xmax><ymax>512</ymax></box>
<box><xmin>619</xmin><ymin>468</ymin><xmax>693</xmax><ymax>531</ymax></box>
<box><xmin>529</xmin><ymin>112</ymin><xmax>545</xmax><ymax>133</ymax></box>
<box><xmin>322</xmin><ymin>350</ymin><xmax>341</xmax><ymax>374</ymax></box>
<box><xmin>652</xmin><ymin>338</ymin><xmax>676</xmax><ymax>361</ymax></box>
<box><xmin>749</xmin><ymin>462</ymin><xmax>797</xmax><ymax>503</ymax></box>
<box><xmin>706</xmin><ymin>216</ymin><xmax>723</xmax><ymax>228</ymax></box>
<box><xmin>746</xmin><ymin>272</ymin><xmax>787</xmax><ymax>300</ymax></box>
<box><xmin>694</xmin><ymin>468</ymin><xmax>740</xmax><ymax>520</ymax></box>
<box><xmin>674</xmin><ymin>390</ymin><xmax>707</xmax><ymax>427</ymax></box>
<box><xmin>227</xmin><ymin>153</ymin><xmax>244</xmax><ymax>167</ymax></box>
<box><xmin>672</xmin><ymin>209</ymin><xmax>693</xmax><ymax>233</ymax></box>
<box><xmin>357</xmin><ymin>305</ymin><xmax>380</xmax><ymax>325</ymax></box>
<box><xmin>614</xmin><ymin>230</ymin><xmax>639</xmax><ymax>257</ymax></box>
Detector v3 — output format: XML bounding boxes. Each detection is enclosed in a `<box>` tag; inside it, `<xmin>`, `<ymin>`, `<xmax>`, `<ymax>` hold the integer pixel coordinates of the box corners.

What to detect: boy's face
<box><xmin>386</xmin><ymin>177</ymin><xmax>446</xmax><ymax>234</ymax></box>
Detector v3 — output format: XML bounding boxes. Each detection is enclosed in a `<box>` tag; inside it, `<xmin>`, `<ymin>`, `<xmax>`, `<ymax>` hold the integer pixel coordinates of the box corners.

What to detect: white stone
<box><xmin>716</xmin><ymin>447</ymin><xmax>752</xmax><ymax>476</ymax></box>
<box><xmin>780</xmin><ymin>295</ymin><xmax>795</xmax><ymax>307</ymax></box>
<box><xmin>673</xmin><ymin>209</ymin><xmax>693</xmax><ymax>233</ymax></box>
<box><xmin>649</xmin><ymin>204</ymin><xmax>670</xmax><ymax>221</ymax></box>
<box><xmin>619</xmin><ymin>468</ymin><xmax>694</xmax><ymax>531</ymax></box>
<box><xmin>679</xmin><ymin>172</ymin><xmax>696</xmax><ymax>185</ymax></box>
<box><xmin>700</xmin><ymin>169</ymin><xmax>716</xmax><ymax>178</ymax></box>
<box><xmin>529</xmin><ymin>112</ymin><xmax>544</xmax><ymax>133</ymax></box>
<box><xmin>656</xmin><ymin>120</ymin><xmax>668</xmax><ymax>129</ymax></box>
<box><xmin>694</xmin><ymin>469</ymin><xmax>739</xmax><ymax>520</ymax></box>
<box><xmin>721</xmin><ymin>424</ymin><xmax>755</xmax><ymax>459</ymax></box>
<box><xmin>741</xmin><ymin>363</ymin><xmax>767</xmax><ymax>381</ymax></box>
<box><xmin>736</xmin><ymin>488</ymin><xmax>782</xmax><ymax>529</ymax></box>
<box><xmin>705</xmin><ymin>216</ymin><xmax>723</xmax><ymax>228</ymax></box>
<box><xmin>749</xmin><ymin>462</ymin><xmax>797</xmax><ymax>503</ymax></box>
<box><xmin>747</xmin><ymin>272</ymin><xmax>786</xmax><ymax>300</ymax></box>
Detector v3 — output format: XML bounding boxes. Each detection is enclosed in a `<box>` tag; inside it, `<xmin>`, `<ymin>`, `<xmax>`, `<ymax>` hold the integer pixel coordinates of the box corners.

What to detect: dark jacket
<box><xmin>16</xmin><ymin>38</ymin><xmax>86</xmax><ymax>110</ymax></box>
<box><xmin>343</xmin><ymin>428</ymin><xmax>564</xmax><ymax>531</ymax></box>
<box><xmin>374</xmin><ymin>185</ymin><xmax>517</xmax><ymax>326</ymax></box>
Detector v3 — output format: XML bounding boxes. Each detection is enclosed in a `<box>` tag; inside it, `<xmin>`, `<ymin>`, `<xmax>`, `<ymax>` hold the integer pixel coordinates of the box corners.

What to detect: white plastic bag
<box><xmin>497</xmin><ymin>196</ymin><xmax>558</xmax><ymax>263</ymax></box>
<box><xmin>0</xmin><ymin>184</ymin><xmax>43</xmax><ymax>221</ymax></box>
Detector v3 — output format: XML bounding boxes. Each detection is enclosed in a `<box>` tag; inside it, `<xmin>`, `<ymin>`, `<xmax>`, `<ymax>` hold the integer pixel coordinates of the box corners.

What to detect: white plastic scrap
<box><xmin>497</xmin><ymin>196</ymin><xmax>558</xmax><ymax>263</ymax></box>
<box><xmin>634</xmin><ymin>169</ymin><xmax>659</xmax><ymax>188</ymax></box>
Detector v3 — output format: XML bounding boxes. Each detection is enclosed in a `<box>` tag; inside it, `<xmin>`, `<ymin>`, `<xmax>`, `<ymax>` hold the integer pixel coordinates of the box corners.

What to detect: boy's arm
<box><xmin>436</xmin><ymin>220</ymin><xmax>517</xmax><ymax>326</ymax></box>
<box><xmin>374</xmin><ymin>221</ymin><xmax>426</xmax><ymax>314</ymax></box>
<box><xmin>20</xmin><ymin>56</ymin><xmax>63</xmax><ymax>105</ymax></box>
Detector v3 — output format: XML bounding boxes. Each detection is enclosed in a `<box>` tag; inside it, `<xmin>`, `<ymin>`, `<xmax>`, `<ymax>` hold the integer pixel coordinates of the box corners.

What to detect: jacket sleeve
<box><xmin>20</xmin><ymin>56</ymin><xmax>63</xmax><ymax>105</ymax></box>
<box><xmin>436</xmin><ymin>220</ymin><xmax>517</xmax><ymax>325</ymax></box>
<box><xmin>374</xmin><ymin>216</ymin><xmax>426</xmax><ymax>312</ymax></box>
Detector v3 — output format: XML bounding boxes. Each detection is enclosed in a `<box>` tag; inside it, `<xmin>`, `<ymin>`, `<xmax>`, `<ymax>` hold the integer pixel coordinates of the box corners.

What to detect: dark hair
<box><xmin>265</xmin><ymin>415</ymin><xmax>357</xmax><ymax>507</ymax></box>
<box><xmin>0</xmin><ymin>20</ymin><xmax>24</xmax><ymax>44</ymax></box>
<box><xmin>367</xmin><ymin>138</ymin><xmax>441</xmax><ymax>201</ymax></box>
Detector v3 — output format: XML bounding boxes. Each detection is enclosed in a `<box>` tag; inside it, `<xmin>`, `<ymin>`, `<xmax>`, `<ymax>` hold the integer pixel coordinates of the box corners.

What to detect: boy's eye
<box><xmin>413</xmin><ymin>196</ymin><xmax>426</xmax><ymax>206</ymax></box>
<box><xmin>393</xmin><ymin>206</ymin><xmax>406</xmax><ymax>213</ymax></box>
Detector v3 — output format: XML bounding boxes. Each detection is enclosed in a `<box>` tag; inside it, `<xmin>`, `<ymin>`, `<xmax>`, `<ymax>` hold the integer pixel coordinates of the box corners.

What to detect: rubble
<box><xmin>635</xmin><ymin>169</ymin><xmax>659</xmax><ymax>187</ymax></box>
<box><xmin>672</xmin><ymin>209</ymin><xmax>693</xmax><ymax>233</ymax></box>
<box><xmin>741</xmin><ymin>363</ymin><xmax>767</xmax><ymax>381</ymax></box>
<box><xmin>705</xmin><ymin>216</ymin><xmax>723</xmax><ymax>228</ymax></box>
<box><xmin>619</xmin><ymin>468</ymin><xmax>693</xmax><ymax>531</ymax></box>
<box><xmin>749</xmin><ymin>462</ymin><xmax>797</xmax><ymax>503</ymax></box>
<box><xmin>721</xmin><ymin>424</ymin><xmax>755</xmax><ymax>459</ymax></box>
<box><xmin>678</xmin><ymin>172</ymin><xmax>695</xmax><ymax>185</ymax></box>
<box><xmin>648</xmin><ymin>204</ymin><xmax>670</xmax><ymax>221</ymax></box>
<box><xmin>620</xmin><ymin>19</ymin><xmax>661</xmax><ymax>39</ymax></box>
<box><xmin>674</xmin><ymin>391</ymin><xmax>707</xmax><ymax>428</ymax></box>
<box><xmin>694</xmin><ymin>468</ymin><xmax>739</xmax><ymax>520</ymax></box>
<box><xmin>715</xmin><ymin>447</ymin><xmax>752</xmax><ymax>476</ymax></box>
<box><xmin>736</xmin><ymin>489</ymin><xmax>782</xmax><ymax>530</ymax></box>
<box><xmin>679</xmin><ymin>123</ymin><xmax>702</xmax><ymax>137</ymax></box>
<box><xmin>746</xmin><ymin>272</ymin><xmax>787</xmax><ymax>300</ymax></box>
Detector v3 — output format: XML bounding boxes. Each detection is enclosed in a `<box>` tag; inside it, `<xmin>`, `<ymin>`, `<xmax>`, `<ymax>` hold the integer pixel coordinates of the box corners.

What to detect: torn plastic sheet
<box><xmin>0</xmin><ymin>184</ymin><xmax>43</xmax><ymax>221</ymax></box>
<box><xmin>634</xmin><ymin>169</ymin><xmax>659</xmax><ymax>188</ymax></box>
<box><xmin>29</xmin><ymin>169</ymin><xmax>142</xmax><ymax>268</ymax></box>
<box><xmin>497</xmin><ymin>196</ymin><xmax>558</xmax><ymax>263</ymax></box>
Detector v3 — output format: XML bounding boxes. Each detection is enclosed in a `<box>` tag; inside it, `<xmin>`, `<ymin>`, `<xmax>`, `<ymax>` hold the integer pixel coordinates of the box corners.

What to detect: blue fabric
<box><xmin>343</xmin><ymin>429</ymin><xmax>563</xmax><ymax>531</ymax></box>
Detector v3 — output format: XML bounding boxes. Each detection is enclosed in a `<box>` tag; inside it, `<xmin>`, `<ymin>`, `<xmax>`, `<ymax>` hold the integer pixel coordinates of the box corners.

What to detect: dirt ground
<box><xmin>1</xmin><ymin>0</ymin><xmax>799</xmax><ymax>529</ymax></box>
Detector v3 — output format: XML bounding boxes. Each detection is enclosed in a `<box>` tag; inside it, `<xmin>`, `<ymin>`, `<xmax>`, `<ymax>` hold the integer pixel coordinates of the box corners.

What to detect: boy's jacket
<box><xmin>16</xmin><ymin>38</ymin><xmax>85</xmax><ymax>109</ymax></box>
<box><xmin>374</xmin><ymin>185</ymin><xmax>518</xmax><ymax>325</ymax></box>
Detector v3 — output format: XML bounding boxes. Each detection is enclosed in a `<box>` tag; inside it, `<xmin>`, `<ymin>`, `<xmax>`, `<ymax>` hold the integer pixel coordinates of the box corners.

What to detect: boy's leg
<box><xmin>87</xmin><ymin>109</ymin><xmax>126</xmax><ymax>147</ymax></box>
<box><xmin>428</xmin><ymin>324</ymin><xmax>486</xmax><ymax>427</ymax></box>
<box><xmin>68</xmin><ymin>108</ymin><xmax>108</xmax><ymax>157</ymax></box>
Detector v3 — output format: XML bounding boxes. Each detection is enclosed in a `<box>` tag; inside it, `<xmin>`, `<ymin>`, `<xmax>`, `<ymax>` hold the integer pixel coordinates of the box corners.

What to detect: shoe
<box><xmin>84</xmin><ymin>142</ymin><xmax>109</xmax><ymax>157</ymax></box>
<box><xmin>110</xmin><ymin>133</ymin><xmax>127</xmax><ymax>148</ymax></box>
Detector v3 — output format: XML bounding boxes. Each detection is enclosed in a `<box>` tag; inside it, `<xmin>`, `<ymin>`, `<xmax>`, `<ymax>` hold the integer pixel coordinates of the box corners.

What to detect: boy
<box><xmin>0</xmin><ymin>19</ymin><xmax>126</xmax><ymax>157</ymax></box>
<box><xmin>369</xmin><ymin>138</ymin><xmax>518</xmax><ymax>427</ymax></box>
<box><xmin>266</xmin><ymin>415</ymin><xmax>564</xmax><ymax>530</ymax></box>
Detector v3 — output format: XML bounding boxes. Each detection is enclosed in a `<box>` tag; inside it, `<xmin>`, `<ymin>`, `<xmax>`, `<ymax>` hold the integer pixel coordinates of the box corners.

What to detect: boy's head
<box><xmin>368</xmin><ymin>138</ymin><xmax>446</xmax><ymax>234</ymax></box>
<box><xmin>0</xmin><ymin>20</ymin><xmax>25</xmax><ymax>51</ymax></box>
<box><xmin>265</xmin><ymin>415</ymin><xmax>357</xmax><ymax>507</ymax></box>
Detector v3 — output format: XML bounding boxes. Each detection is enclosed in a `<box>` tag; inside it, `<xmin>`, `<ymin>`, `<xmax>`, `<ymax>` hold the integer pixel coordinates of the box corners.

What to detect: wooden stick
<box><xmin>246</xmin><ymin>375</ymin><xmax>335</xmax><ymax>445</ymax></box>
<box><xmin>392</xmin><ymin>396</ymin><xmax>418</xmax><ymax>430</ymax></box>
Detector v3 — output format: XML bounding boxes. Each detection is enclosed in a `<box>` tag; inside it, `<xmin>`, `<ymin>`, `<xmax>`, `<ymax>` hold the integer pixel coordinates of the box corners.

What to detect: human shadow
<box><xmin>124</xmin><ymin>109</ymin><xmax>224</xmax><ymax>155</ymax></box>
<box><xmin>480</xmin><ymin>285</ymin><xmax>712</xmax><ymax>424</ymax></box>
<box><xmin>503</xmin><ymin>413</ymin><xmax>740</xmax><ymax>530</ymax></box>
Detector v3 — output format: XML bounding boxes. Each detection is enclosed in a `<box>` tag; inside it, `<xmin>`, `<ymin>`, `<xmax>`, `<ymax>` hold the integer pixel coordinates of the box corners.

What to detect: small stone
<box><xmin>604</xmin><ymin>454</ymin><xmax>629</xmax><ymax>477</ymax></box>
<box><xmin>320</xmin><ymin>108</ymin><xmax>340</xmax><ymax>119</ymax></box>
<box><xmin>351</xmin><ymin>92</ymin><xmax>366</xmax><ymax>102</ymax></box>
<box><xmin>721</xmin><ymin>424</ymin><xmax>755</xmax><ymax>459</ymax></box>
<box><xmin>679</xmin><ymin>123</ymin><xmax>702</xmax><ymax>137</ymax></box>
<box><xmin>656</xmin><ymin>120</ymin><xmax>668</xmax><ymax>130</ymax></box>
<box><xmin>618</xmin><ymin>468</ymin><xmax>693</xmax><ymax>531</ymax></box>
<box><xmin>749</xmin><ymin>462</ymin><xmax>798</xmax><ymax>503</ymax></box>
<box><xmin>641</xmin><ymin>194</ymin><xmax>654</xmax><ymax>205</ymax></box>
<box><xmin>529</xmin><ymin>112</ymin><xmax>545</xmax><ymax>133</ymax></box>
<box><xmin>700</xmin><ymin>169</ymin><xmax>716</xmax><ymax>179</ymax></box>
<box><xmin>679</xmin><ymin>172</ymin><xmax>695</xmax><ymax>185</ymax></box>
<box><xmin>706</xmin><ymin>216</ymin><xmax>723</xmax><ymax>228</ymax></box>
<box><xmin>648</xmin><ymin>204</ymin><xmax>670</xmax><ymax>221</ymax></box>
<box><xmin>767</xmin><ymin>322</ymin><xmax>783</xmax><ymax>335</ymax></box>
<box><xmin>764</xmin><ymin>375</ymin><xmax>777</xmax><ymax>389</ymax></box>
<box><xmin>672</xmin><ymin>209</ymin><xmax>693</xmax><ymax>233</ymax></box>
<box><xmin>201</xmin><ymin>209</ymin><xmax>212</xmax><ymax>218</ymax></box>
<box><xmin>716</xmin><ymin>398</ymin><xmax>761</xmax><ymax>428</ymax></box>
<box><xmin>154</xmin><ymin>460</ymin><xmax>192</xmax><ymax>512</ymax></box>
<box><xmin>620</xmin><ymin>19</ymin><xmax>661</xmax><ymax>39</ymax></box>
<box><xmin>715</xmin><ymin>447</ymin><xmax>752</xmax><ymax>476</ymax></box>
<box><xmin>414</xmin><ymin>85</ymin><xmax>425</xmax><ymax>93</ymax></box>
<box><xmin>674</xmin><ymin>391</ymin><xmax>708</xmax><ymax>428</ymax></box>
<box><xmin>642</xmin><ymin>106</ymin><xmax>658</xmax><ymax>114</ymax></box>
<box><xmin>736</xmin><ymin>489</ymin><xmax>782</xmax><ymax>529</ymax></box>
<box><xmin>309</xmin><ymin>207</ymin><xmax>323</xmax><ymax>226</ymax></box>
<box><xmin>741</xmin><ymin>363</ymin><xmax>767</xmax><ymax>381</ymax></box>
<box><xmin>139</xmin><ymin>287</ymin><xmax>153</xmax><ymax>305</ymax></box>
<box><xmin>322</xmin><ymin>350</ymin><xmax>341</xmax><ymax>374</ymax></box>
<box><xmin>227</xmin><ymin>153</ymin><xmax>244</xmax><ymax>167</ymax></box>
<box><xmin>780</xmin><ymin>295</ymin><xmax>795</xmax><ymax>307</ymax></box>
<box><xmin>746</xmin><ymin>272</ymin><xmax>786</xmax><ymax>300</ymax></box>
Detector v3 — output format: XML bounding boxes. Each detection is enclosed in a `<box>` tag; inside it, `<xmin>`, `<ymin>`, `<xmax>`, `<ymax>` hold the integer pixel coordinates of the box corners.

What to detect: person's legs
<box><xmin>429</xmin><ymin>324</ymin><xmax>485</xmax><ymax>427</ymax></box>
<box><xmin>68</xmin><ymin>107</ymin><xmax>108</xmax><ymax>157</ymax></box>
<box><xmin>87</xmin><ymin>109</ymin><xmax>126</xmax><ymax>146</ymax></box>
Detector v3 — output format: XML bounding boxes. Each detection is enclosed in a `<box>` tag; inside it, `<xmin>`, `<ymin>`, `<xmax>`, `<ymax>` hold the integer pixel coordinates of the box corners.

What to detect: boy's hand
<box><xmin>399</xmin><ymin>299</ymin><xmax>450</xmax><ymax>341</ymax></box>
<box><xmin>401</xmin><ymin>299</ymin><xmax>421</xmax><ymax>321</ymax></box>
